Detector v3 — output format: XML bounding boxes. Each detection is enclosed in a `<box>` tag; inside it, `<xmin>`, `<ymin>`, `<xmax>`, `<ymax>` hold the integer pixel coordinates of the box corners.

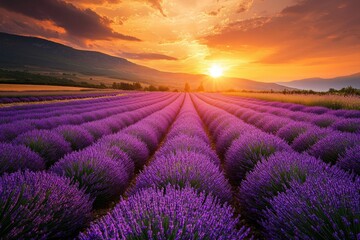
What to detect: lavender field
<box><xmin>0</xmin><ymin>92</ymin><xmax>359</xmax><ymax>239</ymax></box>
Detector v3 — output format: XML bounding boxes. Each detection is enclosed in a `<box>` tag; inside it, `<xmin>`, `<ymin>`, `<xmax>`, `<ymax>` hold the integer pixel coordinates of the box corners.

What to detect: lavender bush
<box><xmin>0</xmin><ymin>121</ymin><xmax>35</xmax><ymax>142</ymax></box>
<box><xmin>129</xmin><ymin>151</ymin><xmax>232</xmax><ymax>202</ymax></box>
<box><xmin>50</xmin><ymin>147</ymin><xmax>129</xmax><ymax>204</ymax></box>
<box><xmin>156</xmin><ymin>135</ymin><xmax>220</xmax><ymax>165</ymax></box>
<box><xmin>216</xmin><ymin>124</ymin><xmax>258</xmax><ymax>157</ymax></box>
<box><xmin>82</xmin><ymin>121</ymin><xmax>113</xmax><ymax>140</ymax></box>
<box><xmin>55</xmin><ymin>125</ymin><xmax>94</xmax><ymax>150</ymax></box>
<box><xmin>13</xmin><ymin>129</ymin><xmax>72</xmax><ymax>166</ymax></box>
<box><xmin>167</xmin><ymin>122</ymin><xmax>209</xmax><ymax>144</ymax></box>
<box><xmin>94</xmin><ymin>146</ymin><xmax>135</xmax><ymax>182</ymax></box>
<box><xmin>277</xmin><ymin>122</ymin><xmax>312</xmax><ymax>144</ymax></box>
<box><xmin>0</xmin><ymin>171</ymin><xmax>92</xmax><ymax>239</ymax></box>
<box><xmin>312</xmin><ymin>114</ymin><xmax>338</xmax><ymax>128</ymax></box>
<box><xmin>95</xmin><ymin>133</ymin><xmax>150</xmax><ymax>170</ymax></box>
<box><xmin>0</xmin><ymin>143</ymin><xmax>45</xmax><ymax>174</ymax></box>
<box><xmin>123</xmin><ymin>124</ymin><xmax>160</xmax><ymax>152</ymax></box>
<box><xmin>80</xmin><ymin>186</ymin><xmax>250</xmax><ymax>240</ymax></box>
<box><xmin>238</xmin><ymin>151</ymin><xmax>350</xmax><ymax>226</ymax></box>
<box><xmin>292</xmin><ymin>127</ymin><xmax>333</xmax><ymax>152</ymax></box>
<box><xmin>332</xmin><ymin>119</ymin><xmax>360</xmax><ymax>133</ymax></box>
<box><xmin>337</xmin><ymin>145</ymin><xmax>360</xmax><ymax>175</ymax></box>
<box><xmin>263</xmin><ymin>174</ymin><xmax>360</xmax><ymax>239</ymax></box>
<box><xmin>225</xmin><ymin>132</ymin><xmax>291</xmax><ymax>185</ymax></box>
<box><xmin>309</xmin><ymin>132</ymin><xmax>360</xmax><ymax>164</ymax></box>
<box><xmin>258</xmin><ymin>116</ymin><xmax>290</xmax><ymax>134</ymax></box>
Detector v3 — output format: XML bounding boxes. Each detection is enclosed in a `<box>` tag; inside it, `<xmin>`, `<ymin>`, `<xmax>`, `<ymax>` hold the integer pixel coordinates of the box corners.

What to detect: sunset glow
<box><xmin>0</xmin><ymin>0</ymin><xmax>359</xmax><ymax>82</ymax></box>
<box><xmin>209</xmin><ymin>65</ymin><xmax>223</xmax><ymax>78</ymax></box>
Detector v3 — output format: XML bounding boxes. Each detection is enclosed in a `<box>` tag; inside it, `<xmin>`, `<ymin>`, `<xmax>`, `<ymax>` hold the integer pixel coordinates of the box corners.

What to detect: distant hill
<box><xmin>279</xmin><ymin>73</ymin><xmax>360</xmax><ymax>91</ymax></box>
<box><xmin>0</xmin><ymin>32</ymin><xmax>289</xmax><ymax>91</ymax></box>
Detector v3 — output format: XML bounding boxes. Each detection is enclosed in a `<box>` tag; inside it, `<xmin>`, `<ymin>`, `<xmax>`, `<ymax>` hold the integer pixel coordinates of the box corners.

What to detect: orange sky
<box><xmin>0</xmin><ymin>0</ymin><xmax>359</xmax><ymax>82</ymax></box>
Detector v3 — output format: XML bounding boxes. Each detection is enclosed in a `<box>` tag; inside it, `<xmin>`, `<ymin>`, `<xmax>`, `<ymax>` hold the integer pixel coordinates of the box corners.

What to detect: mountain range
<box><xmin>279</xmin><ymin>73</ymin><xmax>360</xmax><ymax>91</ymax></box>
<box><xmin>0</xmin><ymin>32</ymin><xmax>358</xmax><ymax>91</ymax></box>
<box><xmin>0</xmin><ymin>32</ymin><xmax>289</xmax><ymax>91</ymax></box>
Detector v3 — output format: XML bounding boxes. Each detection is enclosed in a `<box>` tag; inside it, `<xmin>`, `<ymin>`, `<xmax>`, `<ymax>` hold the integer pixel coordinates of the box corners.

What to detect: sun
<box><xmin>209</xmin><ymin>64</ymin><xmax>223</xmax><ymax>78</ymax></box>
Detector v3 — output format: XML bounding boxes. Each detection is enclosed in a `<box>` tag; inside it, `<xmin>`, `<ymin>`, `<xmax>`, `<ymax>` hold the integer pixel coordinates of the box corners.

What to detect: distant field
<box><xmin>0</xmin><ymin>84</ymin><xmax>122</xmax><ymax>107</ymax></box>
<box><xmin>0</xmin><ymin>84</ymin><xmax>93</xmax><ymax>92</ymax></box>
<box><xmin>0</xmin><ymin>84</ymin><xmax>120</xmax><ymax>98</ymax></box>
<box><xmin>223</xmin><ymin>92</ymin><xmax>360</xmax><ymax>110</ymax></box>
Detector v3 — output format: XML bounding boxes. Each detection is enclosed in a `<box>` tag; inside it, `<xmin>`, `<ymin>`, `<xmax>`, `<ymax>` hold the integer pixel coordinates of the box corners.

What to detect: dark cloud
<box><xmin>0</xmin><ymin>9</ymin><xmax>61</xmax><ymax>39</ymax></box>
<box><xmin>119</xmin><ymin>51</ymin><xmax>178</xmax><ymax>60</ymax></box>
<box><xmin>74</xmin><ymin>0</ymin><xmax>122</xmax><ymax>3</ymax></box>
<box><xmin>0</xmin><ymin>0</ymin><xmax>141</xmax><ymax>41</ymax></box>
<box><xmin>144</xmin><ymin>0</ymin><xmax>166</xmax><ymax>16</ymax></box>
<box><xmin>205</xmin><ymin>0</ymin><xmax>360</xmax><ymax>63</ymax></box>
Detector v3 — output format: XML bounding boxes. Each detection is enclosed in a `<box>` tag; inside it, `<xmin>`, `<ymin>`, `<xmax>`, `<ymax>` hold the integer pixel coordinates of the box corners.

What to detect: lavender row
<box><xmin>0</xmin><ymin>92</ymin><xmax>141</xmax><ymax>115</ymax></box>
<box><xmin>79</xmin><ymin>94</ymin><xmax>250</xmax><ymax>239</ymax></box>
<box><xmin>192</xmin><ymin>94</ymin><xmax>360</xmax><ymax>239</ymax></box>
<box><xmin>49</xmin><ymin>94</ymin><xmax>184</xmax><ymax>205</ymax></box>
<box><xmin>0</xmin><ymin>91</ymin><xmax>121</xmax><ymax>104</ymax></box>
<box><xmin>0</xmin><ymin>92</ymin><xmax>156</xmax><ymax>123</ymax></box>
<box><xmin>130</xmin><ymin>94</ymin><xmax>229</xmax><ymax>200</ymax></box>
<box><xmin>1</xmin><ymin>94</ymin><xmax>179</xmax><ymax>174</ymax></box>
<box><xmin>207</xmin><ymin>94</ymin><xmax>360</xmax><ymax>134</ymax></box>
<box><xmin>0</xmin><ymin>94</ymin><xmax>165</xmax><ymax>133</ymax></box>
<box><xmin>198</xmin><ymin>94</ymin><xmax>360</xmax><ymax>170</ymax></box>
<box><xmin>224</xmin><ymin>94</ymin><xmax>360</xmax><ymax>118</ymax></box>
<box><xmin>0</xmin><ymin>93</ymin><xmax>172</xmax><ymax>142</ymax></box>
<box><xmin>192</xmin><ymin>94</ymin><xmax>290</xmax><ymax>185</ymax></box>
<box><xmin>0</xmin><ymin>94</ymin><xmax>184</xmax><ymax>239</ymax></box>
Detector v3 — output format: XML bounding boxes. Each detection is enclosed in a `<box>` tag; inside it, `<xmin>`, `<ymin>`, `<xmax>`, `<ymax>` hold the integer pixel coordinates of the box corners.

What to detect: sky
<box><xmin>0</xmin><ymin>0</ymin><xmax>359</xmax><ymax>82</ymax></box>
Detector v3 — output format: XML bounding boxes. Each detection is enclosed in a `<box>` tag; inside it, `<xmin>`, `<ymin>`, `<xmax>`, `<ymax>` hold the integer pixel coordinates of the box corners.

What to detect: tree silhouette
<box><xmin>197</xmin><ymin>82</ymin><xmax>205</xmax><ymax>92</ymax></box>
<box><xmin>184</xmin><ymin>82</ymin><xmax>191</xmax><ymax>92</ymax></box>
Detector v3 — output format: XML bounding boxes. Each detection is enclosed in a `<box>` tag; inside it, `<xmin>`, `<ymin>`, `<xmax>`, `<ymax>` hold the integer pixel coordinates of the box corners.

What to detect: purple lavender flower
<box><xmin>95</xmin><ymin>133</ymin><xmax>150</xmax><ymax>170</ymax></box>
<box><xmin>239</xmin><ymin>109</ymin><xmax>260</xmax><ymax>122</ymax></box>
<box><xmin>13</xmin><ymin>129</ymin><xmax>72</xmax><ymax>166</ymax></box>
<box><xmin>81</xmin><ymin>121</ymin><xmax>113</xmax><ymax>140</ymax></box>
<box><xmin>245</xmin><ymin>112</ymin><xmax>266</xmax><ymax>126</ymax></box>
<box><xmin>100</xmin><ymin>117</ymin><xmax>125</xmax><ymax>133</ymax></box>
<box><xmin>337</xmin><ymin>145</ymin><xmax>360</xmax><ymax>175</ymax></box>
<box><xmin>210</xmin><ymin>117</ymin><xmax>237</xmax><ymax>138</ymax></box>
<box><xmin>277</xmin><ymin>122</ymin><xmax>312</xmax><ymax>144</ymax></box>
<box><xmin>79</xmin><ymin>186</ymin><xmax>250</xmax><ymax>240</ymax></box>
<box><xmin>156</xmin><ymin>135</ymin><xmax>220</xmax><ymax>165</ymax></box>
<box><xmin>0</xmin><ymin>171</ymin><xmax>92</xmax><ymax>239</ymax></box>
<box><xmin>93</xmin><ymin>145</ymin><xmax>135</xmax><ymax>182</ymax></box>
<box><xmin>262</xmin><ymin>174</ymin><xmax>360</xmax><ymax>239</ymax></box>
<box><xmin>312</xmin><ymin>114</ymin><xmax>338</xmax><ymax>128</ymax></box>
<box><xmin>225</xmin><ymin>132</ymin><xmax>291</xmax><ymax>185</ymax></box>
<box><xmin>288</xmin><ymin>111</ymin><xmax>313</xmax><ymax>121</ymax></box>
<box><xmin>0</xmin><ymin>121</ymin><xmax>35</xmax><ymax>142</ymax></box>
<box><xmin>141</xmin><ymin>117</ymin><xmax>169</xmax><ymax>135</ymax></box>
<box><xmin>0</xmin><ymin>143</ymin><xmax>45</xmax><ymax>174</ymax></box>
<box><xmin>216</xmin><ymin>125</ymin><xmax>259</xmax><ymax>157</ymax></box>
<box><xmin>292</xmin><ymin>127</ymin><xmax>334</xmax><ymax>152</ymax></box>
<box><xmin>54</xmin><ymin>125</ymin><xmax>94</xmax><ymax>150</ymax></box>
<box><xmin>330</xmin><ymin>109</ymin><xmax>360</xmax><ymax>118</ymax></box>
<box><xmin>332</xmin><ymin>119</ymin><xmax>360</xmax><ymax>133</ymax></box>
<box><xmin>288</xmin><ymin>104</ymin><xmax>306</xmax><ymax>111</ymax></box>
<box><xmin>167</xmin><ymin>122</ymin><xmax>210</xmax><ymax>143</ymax></box>
<box><xmin>258</xmin><ymin>116</ymin><xmax>291</xmax><ymax>134</ymax></box>
<box><xmin>238</xmin><ymin>151</ymin><xmax>350</xmax><ymax>227</ymax></box>
<box><xmin>303</xmin><ymin>106</ymin><xmax>329</xmax><ymax>114</ymax></box>
<box><xmin>50</xmin><ymin>147</ymin><xmax>129</xmax><ymax>204</ymax></box>
<box><xmin>309</xmin><ymin>132</ymin><xmax>360</xmax><ymax>164</ymax></box>
<box><xmin>129</xmin><ymin>151</ymin><xmax>232</xmax><ymax>202</ymax></box>
<box><xmin>123</xmin><ymin>124</ymin><xmax>160</xmax><ymax>152</ymax></box>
